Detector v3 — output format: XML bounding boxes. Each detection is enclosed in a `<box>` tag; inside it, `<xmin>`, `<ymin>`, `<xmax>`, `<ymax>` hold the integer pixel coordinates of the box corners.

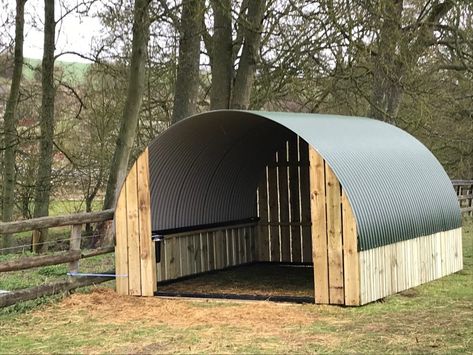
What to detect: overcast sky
<box><xmin>21</xmin><ymin>0</ymin><xmax>102</xmax><ymax>63</ymax></box>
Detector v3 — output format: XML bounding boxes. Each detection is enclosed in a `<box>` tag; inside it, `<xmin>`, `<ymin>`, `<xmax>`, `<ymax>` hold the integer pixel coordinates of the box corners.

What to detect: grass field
<box><xmin>0</xmin><ymin>218</ymin><xmax>471</xmax><ymax>354</ymax></box>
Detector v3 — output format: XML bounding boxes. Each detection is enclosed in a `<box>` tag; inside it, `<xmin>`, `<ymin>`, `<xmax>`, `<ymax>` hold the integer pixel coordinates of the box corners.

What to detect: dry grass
<box><xmin>0</xmin><ymin>218</ymin><xmax>472</xmax><ymax>354</ymax></box>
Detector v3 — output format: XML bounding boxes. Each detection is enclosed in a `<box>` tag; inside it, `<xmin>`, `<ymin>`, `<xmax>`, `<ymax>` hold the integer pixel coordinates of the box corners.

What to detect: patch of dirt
<box><xmin>41</xmin><ymin>287</ymin><xmax>341</xmax><ymax>353</ymax></box>
<box><xmin>399</xmin><ymin>289</ymin><xmax>419</xmax><ymax>298</ymax></box>
<box><xmin>54</xmin><ymin>287</ymin><xmax>314</xmax><ymax>330</ymax></box>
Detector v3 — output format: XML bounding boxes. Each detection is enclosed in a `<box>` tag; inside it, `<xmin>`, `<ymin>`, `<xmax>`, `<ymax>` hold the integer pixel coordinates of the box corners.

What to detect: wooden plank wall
<box><xmin>156</xmin><ymin>224</ymin><xmax>257</xmax><ymax>282</ymax></box>
<box><xmin>256</xmin><ymin>136</ymin><xmax>312</xmax><ymax>263</ymax></box>
<box><xmin>308</xmin><ymin>146</ymin><xmax>360</xmax><ymax>306</ymax></box>
<box><xmin>115</xmin><ymin>148</ymin><xmax>157</xmax><ymax>296</ymax></box>
<box><xmin>256</xmin><ymin>138</ymin><xmax>360</xmax><ymax>305</ymax></box>
<box><xmin>359</xmin><ymin>227</ymin><xmax>463</xmax><ymax>305</ymax></box>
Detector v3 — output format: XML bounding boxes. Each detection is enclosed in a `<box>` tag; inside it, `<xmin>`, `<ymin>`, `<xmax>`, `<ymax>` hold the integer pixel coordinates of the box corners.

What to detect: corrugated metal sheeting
<box><xmin>147</xmin><ymin>110</ymin><xmax>461</xmax><ymax>251</ymax></box>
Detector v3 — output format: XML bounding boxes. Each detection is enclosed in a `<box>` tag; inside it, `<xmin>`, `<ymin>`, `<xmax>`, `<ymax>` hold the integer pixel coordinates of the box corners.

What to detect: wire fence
<box><xmin>0</xmin><ymin>233</ymin><xmax>107</xmax><ymax>254</ymax></box>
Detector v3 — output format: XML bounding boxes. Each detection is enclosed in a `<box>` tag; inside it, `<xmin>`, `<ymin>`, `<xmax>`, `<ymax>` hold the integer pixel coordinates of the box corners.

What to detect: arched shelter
<box><xmin>114</xmin><ymin>110</ymin><xmax>463</xmax><ymax>305</ymax></box>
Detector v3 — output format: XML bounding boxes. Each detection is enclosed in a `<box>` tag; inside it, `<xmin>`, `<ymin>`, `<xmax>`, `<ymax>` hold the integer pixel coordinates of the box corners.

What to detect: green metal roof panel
<box><xmin>253</xmin><ymin>111</ymin><xmax>462</xmax><ymax>250</ymax></box>
<box><xmin>147</xmin><ymin>110</ymin><xmax>461</xmax><ymax>251</ymax></box>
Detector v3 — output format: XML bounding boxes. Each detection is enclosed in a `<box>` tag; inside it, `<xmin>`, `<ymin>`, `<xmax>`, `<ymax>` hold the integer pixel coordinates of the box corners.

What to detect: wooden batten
<box><xmin>325</xmin><ymin>164</ymin><xmax>344</xmax><ymax>304</ymax></box>
<box><xmin>278</xmin><ymin>145</ymin><xmax>291</xmax><ymax>262</ymax></box>
<box><xmin>267</xmin><ymin>155</ymin><xmax>280</xmax><ymax>262</ymax></box>
<box><xmin>309</xmin><ymin>147</ymin><xmax>329</xmax><ymax>304</ymax></box>
<box><xmin>257</xmin><ymin>170</ymin><xmax>270</xmax><ymax>261</ymax></box>
<box><xmin>299</xmin><ymin>139</ymin><xmax>312</xmax><ymax>263</ymax></box>
<box><xmin>115</xmin><ymin>184</ymin><xmax>129</xmax><ymax>295</ymax></box>
<box><xmin>342</xmin><ymin>191</ymin><xmax>360</xmax><ymax>306</ymax></box>
<box><xmin>288</xmin><ymin>135</ymin><xmax>302</xmax><ymax>262</ymax></box>
<box><xmin>114</xmin><ymin>147</ymin><xmax>157</xmax><ymax>296</ymax></box>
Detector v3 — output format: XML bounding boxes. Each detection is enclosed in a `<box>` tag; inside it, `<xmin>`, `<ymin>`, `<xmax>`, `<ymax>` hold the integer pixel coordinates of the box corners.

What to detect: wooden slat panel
<box><xmin>342</xmin><ymin>191</ymin><xmax>360</xmax><ymax>306</ymax></box>
<box><xmin>250</xmin><ymin>226</ymin><xmax>257</xmax><ymax>261</ymax></box>
<box><xmin>215</xmin><ymin>230</ymin><xmax>224</xmax><ymax>269</ymax></box>
<box><xmin>208</xmin><ymin>232</ymin><xmax>215</xmax><ymax>271</ymax></box>
<box><xmin>180</xmin><ymin>236</ymin><xmax>189</xmax><ymax>276</ymax></box>
<box><xmin>325</xmin><ymin>164</ymin><xmax>344</xmax><ymax>304</ymax></box>
<box><xmin>245</xmin><ymin>227</ymin><xmax>251</xmax><ymax>263</ymax></box>
<box><xmin>166</xmin><ymin>237</ymin><xmax>179</xmax><ymax>280</ymax></box>
<box><xmin>288</xmin><ymin>136</ymin><xmax>301</xmax><ymax>262</ymax></box>
<box><xmin>309</xmin><ymin>147</ymin><xmax>329</xmax><ymax>304</ymax></box>
<box><xmin>136</xmin><ymin>148</ymin><xmax>156</xmax><ymax>296</ymax></box>
<box><xmin>257</xmin><ymin>168</ymin><xmax>270</xmax><ymax>261</ymax></box>
<box><xmin>194</xmin><ymin>234</ymin><xmax>202</xmax><ymax>273</ymax></box>
<box><xmin>268</xmin><ymin>155</ymin><xmax>280</xmax><ymax>262</ymax></box>
<box><xmin>278</xmin><ymin>145</ymin><xmax>291</xmax><ymax>262</ymax></box>
<box><xmin>115</xmin><ymin>183</ymin><xmax>129</xmax><ymax>295</ymax></box>
<box><xmin>358</xmin><ymin>228</ymin><xmax>462</xmax><ymax>304</ymax></box>
<box><xmin>299</xmin><ymin>139</ymin><xmax>312</xmax><ymax>262</ymax></box>
<box><xmin>125</xmin><ymin>163</ymin><xmax>141</xmax><ymax>295</ymax></box>
<box><xmin>201</xmin><ymin>233</ymin><xmax>209</xmax><ymax>272</ymax></box>
<box><xmin>157</xmin><ymin>237</ymin><xmax>166</xmax><ymax>283</ymax></box>
<box><xmin>240</xmin><ymin>228</ymin><xmax>247</xmax><ymax>263</ymax></box>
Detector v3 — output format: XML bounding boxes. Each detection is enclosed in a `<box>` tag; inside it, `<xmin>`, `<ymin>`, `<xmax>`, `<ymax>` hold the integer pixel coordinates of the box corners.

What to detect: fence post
<box><xmin>69</xmin><ymin>224</ymin><xmax>82</xmax><ymax>273</ymax></box>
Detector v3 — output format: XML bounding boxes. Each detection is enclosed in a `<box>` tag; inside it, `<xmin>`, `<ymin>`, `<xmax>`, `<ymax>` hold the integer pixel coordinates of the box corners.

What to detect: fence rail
<box><xmin>0</xmin><ymin>209</ymin><xmax>115</xmax><ymax>307</ymax></box>
<box><xmin>452</xmin><ymin>180</ymin><xmax>473</xmax><ymax>215</ymax></box>
<box><xmin>0</xmin><ymin>179</ymin><xmax>471</xmax><ymax>307</ymax></box>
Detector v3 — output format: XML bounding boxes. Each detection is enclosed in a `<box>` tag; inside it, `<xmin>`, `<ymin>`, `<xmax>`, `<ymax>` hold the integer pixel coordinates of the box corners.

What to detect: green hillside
<box><xmin>23</xmin><ymin>58</ymin><xmax>90</xmax><ymax>84</ymax></box>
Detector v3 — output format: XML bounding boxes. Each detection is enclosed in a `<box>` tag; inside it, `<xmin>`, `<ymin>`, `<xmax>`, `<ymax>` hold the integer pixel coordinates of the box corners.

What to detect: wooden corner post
<box><xmin>309</xmin><ymin>146</ymin><xmax>329</xmax><ymax>304</ymax></box>
<box><xmin>115</xmin><ymin>147</ymin><xmax>157</xmax><ymax>296</ymax></box>
<box><xmin>308</xmin><ymin>145</ymin><xmax>360</xmax><ymax>306</ymax></box>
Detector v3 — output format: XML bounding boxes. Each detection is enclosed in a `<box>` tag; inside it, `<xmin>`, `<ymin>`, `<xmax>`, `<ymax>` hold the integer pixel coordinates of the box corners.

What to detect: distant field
<box><xmin>23</xmin><ymin>58</ymin><xmax>90</xmax><ymax>84</ymax></box>
<box><xmin>3</xmin><ymin>199</ymin><xmax>103</xmax><ymax>254</ymax></box>
<box><xmin>0</xmin><ymin>217</ymin><xmax>471</xmax><ymax>353</ymax></box>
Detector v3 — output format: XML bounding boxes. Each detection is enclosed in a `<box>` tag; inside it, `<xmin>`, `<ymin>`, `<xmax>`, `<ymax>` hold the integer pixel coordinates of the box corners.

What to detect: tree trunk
<box><xmin>367</xmin><ymin>0</ymin><xmax>403</xmax><ymax>123</ymax></box>
<box><xmin>102</xmin><ymin>0</ymin><xmax>150</xmax><ymax>211</ymax></box>
<box><xmin>231</xmin><ymin>0</ymin><xmax>266</xmax><ymax>110</ymax></box>
<box><xmin>171</xmin><ymin>0</ymin><xmax>204</xmax><ymax>123</ymax></box>
<box><xmin>209</xmin><ymin>0</ymin><xmax>232</xmax><ymax>110</ymax></box>
<box><xmin>1</xmin><ymin>0</ymin><xmax>26</xmax><ymax>253</ymax></box>
<box><xmin>368</xmin><ymin>0</ymin><xmax>454</xmax><ymax>123</ymax></box>
<box><xmin>32</xmin><ymin>0</ymin><xmax>55</xmax><ymax>253</ymax></box>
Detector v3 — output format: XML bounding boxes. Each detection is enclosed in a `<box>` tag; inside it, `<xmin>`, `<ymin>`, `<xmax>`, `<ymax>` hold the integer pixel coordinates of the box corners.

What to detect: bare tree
<box><xmin>1</xmin><ymin>0</ymin><xmax>26</xmax><ymax>252</ymax></box>
<box><xmin>171</xmin><ymin>0</ymin><xmax>204</xmax><ymax>123</ymax></box>
<box><xmin>231</xmin><ymin>0</ymin><xmax>266</xmax><ymax>109</ymax></box>
<box><xmin>368</xmin><ymin>0</ymin><xmax>455</xmax><ymax>123</ymax></box>
<box><xmin>102</xmin><ymin>0</ymin><xmax>151</xmax><ymax>211</ymax></box>
<box><xmin>209</xmin><ymin>0</ymin><xmax>232</xmax><ymax>109</ymax></box>
<box><xmin>31</xmin><ymin>0</ymin><xmax>56</xmax><ymax>253</ymax></box>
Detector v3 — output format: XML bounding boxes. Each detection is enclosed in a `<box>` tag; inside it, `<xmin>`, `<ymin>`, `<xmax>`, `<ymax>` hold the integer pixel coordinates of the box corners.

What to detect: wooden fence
<box><xmin>453</xmin><ymin>180</ymin><xmax>473</xmax><ymax>215</ymax></box>
<box><xmin>0</xmin><ymin>210</ymin><xmax>114</xmax><ymax>307</ymax></box>
<box><xmin>157</xmin><ymin>223</ymin><xmax>257</xmax><ymax>282</ymax></box>
<box><xmin>0</xmin><ymin>175</ymin><xmax>470</xmax><ymax>307</ymax></box>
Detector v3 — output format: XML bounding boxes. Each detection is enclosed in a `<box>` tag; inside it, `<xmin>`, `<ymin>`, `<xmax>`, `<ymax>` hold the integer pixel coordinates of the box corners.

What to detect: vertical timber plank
<box><xmin>137</xmin><ymin>148</ymin><xmax>157</xmax><ymax>296</ymax></box>
<box><xmin>115</xmin><ymin>185</ymin><xmax>129</xmax><ymax>294</ymax></box>
<box><xmin>342</xmin><ymin>191</ymin><xmax>360</xmax><ymax>306</ymax></box>
<box><xmin>278</xmin><ymin>144</ymin><xmax>291</xmax><ymax>262</ymax></box>
<box><xmin>268</xmin><ymin>153</ymin><xmax>280</xmax><ymax>261</ymax></box>
<box><xmin>289</xmin><ymin>135</ymin><xmax>301</xmax><ymax>262</ymax></box>
<box><xmin>309</xmin><ymin>146</ymin><xmax>329</xmax><ymax>304</ymax></box>
<box><xmin>325</xmin><ymin>164</ymin><xmax>344</xmax><ymax>304</ymax></box>
<box><xmin>300</xmin><ymin>139</ymin><xmax>312</xmax><ymax>262</ymax></box>
<box><xmin>201</xmin><ymin>233</ymin><xmax>209</xmax><ymax>272</ymax></box>
<box><xmin>208</xmin><ymin>232</ymin><xmax>215</xmax><ymax>271</ymax></box>
<box><xmin>126</xmin><ymin>163</ymin><xmax>141</xmax><ymax>295</ymax></box>
<box><xmin>257</xmin><ymin>169</ymin><xmax>270</xmax><ymax>261</ymax></box>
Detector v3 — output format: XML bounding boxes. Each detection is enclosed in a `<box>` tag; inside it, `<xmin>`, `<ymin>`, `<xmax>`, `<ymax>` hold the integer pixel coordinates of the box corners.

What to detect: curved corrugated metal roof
<box><xmin>147</xmin><ymin>110</ymin><xmax>461</xmax><ymax>251</ymax></box>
